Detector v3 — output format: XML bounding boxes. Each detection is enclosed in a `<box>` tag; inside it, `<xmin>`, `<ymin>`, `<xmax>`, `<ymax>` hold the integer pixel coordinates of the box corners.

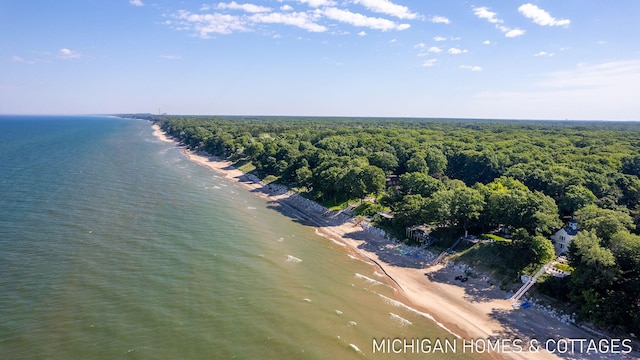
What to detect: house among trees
<box><xmin>550</xmin><ymin>220</ymin><xmax>579</xmax><ymax>255</ymax></box>
<box><xmin>385</xmin><ymin>175</ymin><xmax>400</xmax><ymax>188</ymax></box>
<box><xmin>406</xmin><ymin>224</ymin><xmax>433</xmax><ymax>245</ymax></box>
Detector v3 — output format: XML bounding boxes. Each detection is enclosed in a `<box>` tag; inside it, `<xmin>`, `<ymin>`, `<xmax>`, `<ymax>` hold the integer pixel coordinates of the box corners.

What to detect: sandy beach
<box><xmin>151</xmin><ymin>123</ymin><xmax>634</xmax><ymax>360</ymax></box>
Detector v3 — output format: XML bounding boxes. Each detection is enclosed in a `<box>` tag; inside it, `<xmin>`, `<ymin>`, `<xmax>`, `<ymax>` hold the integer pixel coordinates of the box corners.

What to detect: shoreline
<box><xmin>150</xmin><ymin>123</ymin><xmax>632</xmax><ymax>360</ymax></box>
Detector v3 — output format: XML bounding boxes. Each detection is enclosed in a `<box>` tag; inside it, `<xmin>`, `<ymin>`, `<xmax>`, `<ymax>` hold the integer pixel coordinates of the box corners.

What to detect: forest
<box><xmin>130</xmin><ymin>114</ymin><xmax>640</xmax><ymax>334</ymax></box>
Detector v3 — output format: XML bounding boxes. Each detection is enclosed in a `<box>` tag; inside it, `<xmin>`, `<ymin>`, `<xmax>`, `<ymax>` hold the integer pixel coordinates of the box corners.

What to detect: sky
<box><xmin>1</xmin><ymin>1</ymin><xmax>639</xmax><ymax>120</ymax></box>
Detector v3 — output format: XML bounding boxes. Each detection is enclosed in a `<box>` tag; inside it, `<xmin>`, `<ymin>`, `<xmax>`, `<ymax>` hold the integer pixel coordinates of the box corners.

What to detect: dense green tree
<box><xmin>531</xmin><ymin>235</ymin><xmax>556</xmax><ymax>265</ymax></box>
<box><xmin>615</xmin><ymin>174</ymin><xmax>640</xmax><ymax>209</ymax></box>
<box><xmin>449</xmin><ymin>186</ymin><xmax>485</xmax><ymax>233</ymax></box>
<box><xmin>295</xmin><ymin>166</ymin><xmax>313</xmax><ymax>187</ymax></box>
<box><xmin>360</xmin><ymin>165</ymin><xmax>386</xmax><ymax>197</ymax></box>
<box><xmin>313</xmin><ymin>156</ymin><xmax>350</xmax><ymax>201</ymax></box>
<box><xmin>399</xmin><ymin>172</ymin><xmax>443</xmax><ymax>198</ymax></box>
<box><xmin>423</xmin><ymin>190</ymin><xmax>453</xmax><ymax>227</ymax></box>
<box><xmin>344</xmin><ymin>165</ymin><xmax>386</xmax><ymax>200</ymax></box>
<box><xmin>446</xmin><ymin>149</ymin><xmax>503</xmax><ymax>185</ymax></box>
<box><xmin>480</xmin><ymin>177</ymin><xmax>561</xmax><ymax>235</ymax></box>
<box><xmin>621</xmin><ymin>155</ymin><xmax>640</xmax><ymax>177</ymax></box>
<box><xmin>575</xmin><ymin>205</ymin><xmax>634</xmax><ymax>243</ymax></box>
<box><xmin>405</xmin><ymin>154</ymin><xmax>429</xmax><ymax>173</ymax></box>
<box><xmin>244</xmin><ymin>141</ymin><xmax>264</xmax><ymax>159</ymax></box>
<box><xmin>529</xmin><ymin>192</ymin><xmax>563</xmax><ymax>235</ymax></box>
<box><xmin>511</xmin><ymin>229</ymin><xmax>556</xmax><ymax>269</ymax></box>
<box><xmin>558</xmin><ymin>185</ymin><xmax>597</xmax><ymax>216</ymax></box>
<box><xmin>609</xmin><ymin>232</ymin><xmax>640</xmax><ymax>331</ymax></box>
<box><xmin>368</xmin><ymin>151</ymin><xmax>399</xmax><ymax>174</ymax></box>
<box><xmin>424</xmin><ymin>148</ymin><xmax>447</xmax><ymax>175</ymax></box>
<box><xmin>422</xmin><ymin>185</ymin><xmax>484</xmax><ymax>232</ymax></box>
<box><xmin>393</xmin><ymin>194</ymin><xmax>429</xmax><ymax>228</ymax></box>
<box><xmin>567</xmin><ymin>231</ymin><xmax>623</xmax><ymax>328</ymax></box>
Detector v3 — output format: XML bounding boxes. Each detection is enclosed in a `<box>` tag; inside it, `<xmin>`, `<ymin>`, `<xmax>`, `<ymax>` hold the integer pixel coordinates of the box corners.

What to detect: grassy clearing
<box><xmin>262</xmin><ymin>175</ymin><xmax>279</xmax><ymax>184</ymax></box>
<box><xmin>481</xmin><ymin>233</ymin><xmax>511</xmax><ymax>242</ymax></box>
<box><xmin>321</xmin><ymin>199</ymin><xmax>361</xmax><ymax>211</ymax></box>
<box><xmin>554</xmin><ymin>263</ymin><xmax>574</xmax><ymax>272</ymax></box>
<box><xmin>235</xmin><ymin>161</ymin><xmax>256</xmax><ymax>173</ymax></box>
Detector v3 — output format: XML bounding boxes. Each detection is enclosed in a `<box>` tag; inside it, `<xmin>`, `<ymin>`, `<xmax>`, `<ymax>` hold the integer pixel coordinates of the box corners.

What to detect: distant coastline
<box><xmin>148</xmin><ymin>122</ymin><xmax>632</xmax><ymax>360</ymax></box>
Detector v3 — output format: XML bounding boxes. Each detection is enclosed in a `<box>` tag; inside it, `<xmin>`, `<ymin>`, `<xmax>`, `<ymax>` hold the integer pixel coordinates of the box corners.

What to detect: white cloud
<box><xmin>217</xmin><ymin>1</ymin><xmax>271</xmax><ymax>13</ymax></box>
<box><xmin>174</xmin><ymin>10</ymin><xmax>249</xmax><ymax>36</ymax></box>
<box><xmin>422</xmin><ymin>58</ymin><xmax>437</xmax><ymax>67</ymax></box>
<box><xmin>460</xmin><ymin>65</ymin><xmax>482</xmax><ymax>71</ymax></box>
<box><xmin>474</xmin><ymin>6</ymin><xmax>524</xmax><ymax>38</ymax></box>
<box><xmin>534</xmin><ymin>51</ymin><xmax>553</xmax><ymax>57</ymax></box>
<box><xmin>433</xmin><ymin>36</ymin><xmax>446</xmax><ymax>42</ymax></box>
<box><xmin>160</xmin><ymin>54</ymin><xmax>182</xmax><ymax>60</ymax></box>
<box><xmin>358</xmin><ymin>31</ymin><xmax>367</xmax><ymax>36</ymax></box>
<box><xmin>130</xmin><ymin>0</ymin><xmax>144</xmax><ymax>7</ymax></box>
<box><xmin>9</xmin><ymin>55</ymin><xmax>44</xmax><ymax>65</ymax></box>
<box><xmin>518</xmin><ymin>4</ymin><xmax>570</xmax><ymax>27</ymax></box>
<box><xmin>320</xmin><ymin>7</ymin><xmax>410</xmax><ymax>31</ymax></box>
<box><xmin>175</xmin><ymin>8</ymin><xmax>328</xmax><ymax>35</ymax></box>
<box><xmin>353</xmin><ymin>0</ymin><xmax>418</xmax><ymax>20</ymax></box>
<box><xmin>448</xmin><ymin>47</ymin><xmax>467</xmax><ymax>55</ymax></box>
<box><xmin>414</xmin><ymin>44</ymin><xmax>442</xmax><ymax>55</ymax></box>
<box><xmin>503</xmin><ymin>28</ymin><xmax>525</xmax><ymax>38</ymax></box>
<box><xmin>251</xmin><ymin>11</ymin><xmax>327</xmax><ymax>32</ymax></box>
<box><xmin>172</xmin><ymin>1</ymin><xmax>415</xmax><ymax>37</ymax></box>
<box><xmin>57</xmin><ymin>48</ymin><xmax>82</xmax><ymax>59</ymax></box>
<box><xmin>482</xmin><ymin>40</ymin><xmax>491</xmax><ymax>45</ymax></box>
<box><xmin>473</xmin><ymin>6</ymin><xmax>502</xmax><ymax>24</ymax></box>
<box><xmin>298</xmin><ymin>0</ymin><xmax>335</xmax><ymax>8</ymax></box>
<box><xmin>430</xmin><ymin>16</ymin><xmax>450</xmax><ymax>24</ymax></box>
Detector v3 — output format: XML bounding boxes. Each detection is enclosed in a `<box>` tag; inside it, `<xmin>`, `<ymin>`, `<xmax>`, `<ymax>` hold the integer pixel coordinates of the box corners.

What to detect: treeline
<box><xmin>134</xmin><ymin>114</ymin><xmax>640</xmax><ymax>333</ymax></box>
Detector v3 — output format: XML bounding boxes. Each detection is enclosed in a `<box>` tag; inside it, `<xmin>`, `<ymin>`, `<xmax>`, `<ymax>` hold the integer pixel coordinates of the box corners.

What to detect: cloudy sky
<box><xmin>1</xmin><ymin>1</ymin><xmax>639</xmax><ymax>119</ymax></box>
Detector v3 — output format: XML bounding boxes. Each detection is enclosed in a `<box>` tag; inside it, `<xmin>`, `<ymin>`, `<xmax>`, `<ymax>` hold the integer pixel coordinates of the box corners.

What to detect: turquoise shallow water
<box><xmin>0</xmin><ymin>116</ymin><xmax>476</xmax><ymax>359</ymax></box>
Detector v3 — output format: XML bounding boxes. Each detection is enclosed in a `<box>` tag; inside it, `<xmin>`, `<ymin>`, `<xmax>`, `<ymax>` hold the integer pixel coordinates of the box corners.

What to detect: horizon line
<box><xmin>1</xmin><ymin>113</ymin><xmax>639</xmax><ymax>122</ymax></box>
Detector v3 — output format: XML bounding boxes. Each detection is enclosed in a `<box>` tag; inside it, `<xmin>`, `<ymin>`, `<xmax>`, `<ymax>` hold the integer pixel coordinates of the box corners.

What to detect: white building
<box><xmin>550</xmin><ymin>220</ymin><xmax>579</xmax><ymax>255</ymax></box>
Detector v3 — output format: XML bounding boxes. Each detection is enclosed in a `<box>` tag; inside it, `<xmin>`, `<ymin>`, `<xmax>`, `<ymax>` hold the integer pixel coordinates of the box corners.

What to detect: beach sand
<box><xmin>151</xmin><ymin>124</ymin><xmax>634</xmax><ymax>360</ymax></box>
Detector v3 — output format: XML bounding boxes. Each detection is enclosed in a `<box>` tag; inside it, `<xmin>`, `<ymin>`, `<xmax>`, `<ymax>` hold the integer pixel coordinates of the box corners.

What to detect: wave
<box><xmin>355</xmin><ymin>273</ymin><xmax>391</xmax><ymax>288</ymax></box>
<box><xmin>349</xmin><ymin>343</ymin><xmax>364</xmax><ymax>354</ymax></box>
<box><xmin>286</xmin><ymin>255</ymin><xmax>302</xmax><ymax>263</ymax></box>
<box><xmin>378</xmin><ymin>294</ymin><xmax>461</xmax><ymax>339</ymax></box>
<box><xmin>313</xmin><ymin>228</ymin><xmax>346</xmax><ymax>247</ymax></box>
<box><xmin>390</xmin><ymin>312</ymin><xmax>412</xmax><ymax>326</ymax></box>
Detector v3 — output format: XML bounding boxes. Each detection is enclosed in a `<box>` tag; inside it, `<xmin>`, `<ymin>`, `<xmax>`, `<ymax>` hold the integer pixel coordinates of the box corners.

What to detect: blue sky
<box><xmin>1</xmin><ymin>1</ymin><xmax>639</xmax><ymax>120</ymax></box>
